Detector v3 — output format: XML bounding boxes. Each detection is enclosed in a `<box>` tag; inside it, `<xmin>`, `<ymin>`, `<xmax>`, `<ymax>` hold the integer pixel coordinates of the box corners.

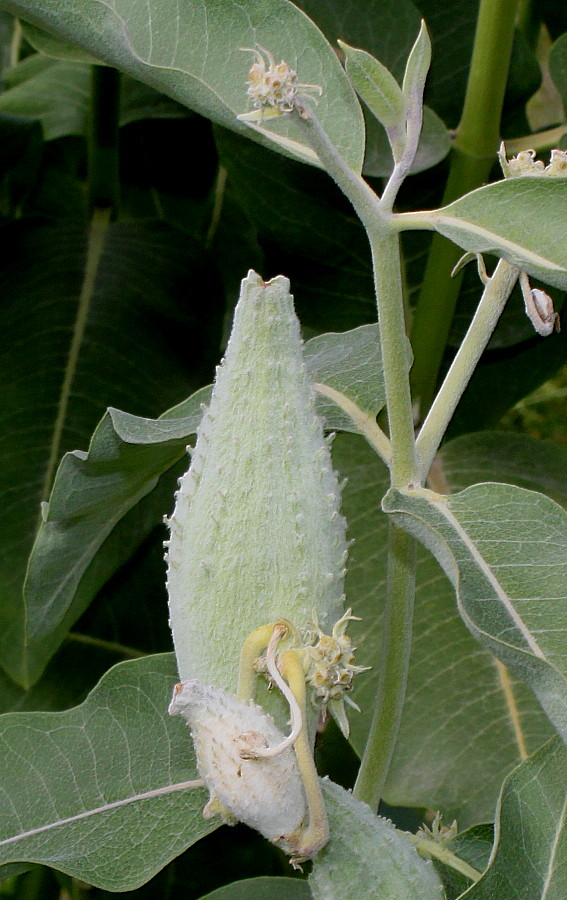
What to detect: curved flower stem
<box><xmin>416</xmin><ymin>259</ymin><xmax>519</xmax><ymax>481</ymax></box>
<box><xmin>353</xmin><ymin>523</ymin><xmax>416</xmax><ymax>810</ymax></box>
<box><xmin>280</xmin><ymin>650</ymin><xmax>329</xmax><ymax>860</ymax></box>
<box><xmin>240</xmin><ymin>623</ymin><xmax>303</xmax><ymax>759</ymax></box>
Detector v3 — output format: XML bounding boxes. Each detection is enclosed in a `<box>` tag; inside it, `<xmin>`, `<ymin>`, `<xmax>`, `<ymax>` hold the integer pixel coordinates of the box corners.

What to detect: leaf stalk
<box><xmin>416</xmin><ymin>259</ymin><xmax>519</xmax><ymax>481</ymax></box>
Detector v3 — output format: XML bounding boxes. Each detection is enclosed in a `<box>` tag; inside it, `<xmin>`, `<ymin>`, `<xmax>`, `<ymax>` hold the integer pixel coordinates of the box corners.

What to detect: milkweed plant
<box><xmin>0</xmin><ymin>1</ymin><xmax>566</xmax><ymax>899</ymax></box>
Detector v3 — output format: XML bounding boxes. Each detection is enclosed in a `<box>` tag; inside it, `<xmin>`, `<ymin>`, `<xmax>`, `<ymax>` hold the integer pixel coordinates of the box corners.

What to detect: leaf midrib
<box><xmin>40</xmin><ymin>208</ymin><xmax>111</xmax><ymax>508</ymax></box>
<box><xmin>0</xmin><ymin>778</ymin><xmax>204</xmax><ymax>853</ymax></box>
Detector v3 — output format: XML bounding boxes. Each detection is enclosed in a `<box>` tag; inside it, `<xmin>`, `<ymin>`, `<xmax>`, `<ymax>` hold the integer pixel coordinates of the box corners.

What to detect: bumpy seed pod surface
<box><xmin>166</xmin><ymin>271</ymin><xmax>348</xmax><ymax>693</ymax></box>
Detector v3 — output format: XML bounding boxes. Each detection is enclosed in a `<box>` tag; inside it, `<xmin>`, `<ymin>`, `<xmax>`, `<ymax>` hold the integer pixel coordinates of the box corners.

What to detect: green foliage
<box><xmin>0</xmin><ymin>0</ymin><xmax>566</xmax><ymax>897</ymax></box>
<box><xmin>463</xmin><ymin>737</ymin><xmax>567</xmax><ymax>899</ymax></box>
<box><xmin>383</xmin><ymin>482</ymin><xmax>567</xmax><ymax>740</ymax></box>
<box><xmin>0</xmin><ymin>0</ymin><xmax>364</xmax><ymax>169</ymax></box>
<box><xmin>335</xmin><ymin>433</ymin><xmax>555</xmax><ymax>825</ymax></box>
<box><xmin>409</xmin><ymin>179</ymin><xmax>567</xmax><ymax>290</ymax></box>
<box><xmin>0</xmin><ymin>655</ymin><xmax>214</xmax><ymax>890</ymax></box>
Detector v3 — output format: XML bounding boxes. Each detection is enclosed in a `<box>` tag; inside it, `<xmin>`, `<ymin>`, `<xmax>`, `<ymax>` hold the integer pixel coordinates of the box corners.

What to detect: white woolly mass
<box><xmin>169</xmin><ymin>680</ymin><xmax>307</xmax><ymax>844</ymax></box>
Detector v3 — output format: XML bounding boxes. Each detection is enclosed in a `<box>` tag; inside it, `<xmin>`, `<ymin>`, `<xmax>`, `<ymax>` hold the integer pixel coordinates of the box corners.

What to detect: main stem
<box><xmin>368</xmin><ymin>226</ymin><xmax>417</xmax><ymax>488</ymax></box>
<box><xmin>293</xmin><ymin>109</ymin><xmax>419</xmax><ymax>805</ymax></box>
<box><xmin>353</xmin><ymin>524</ymin><xmax>416</xmax><ymax>809</ymax></box>
<box><xmin>294</xmin><ymin>112</ymin><xmax>416</xmax><ymax>486</ymax></box>
<box><xmin>410</xmin><ymin>0</ymin><xmax>520</xmax><ymax>415</ymax></box>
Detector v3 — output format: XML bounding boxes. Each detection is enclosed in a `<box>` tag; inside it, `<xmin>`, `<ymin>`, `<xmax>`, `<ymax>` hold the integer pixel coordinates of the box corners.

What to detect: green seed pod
<box><xmin>166</xmin><ymin>271</ymin><xmax>348</xmax><ymax>695</ymax></box>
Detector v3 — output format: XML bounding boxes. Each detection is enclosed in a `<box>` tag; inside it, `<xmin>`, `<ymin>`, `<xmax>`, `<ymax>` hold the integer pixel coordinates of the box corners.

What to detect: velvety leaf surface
<box><xmin>406</xmin><ymin>179</ymin><xmax>567</xmax><ymax>290</ymax></box>
<box><xmin>0</xmin><ymin>654</ymin><xmax>214</xmax><ymax>891</ymax></box>
<box><xmin>0</xmin><ymin>218</ymin><xmax>221</xmax><ymax>687</ymax></box>
<box><xmin>198</xmin><ymin>877</ymin><xmax>310</xmax><ymax>899</ymax></box>
<box><xmin>304</xmin><ymin>324</ymin><xmax>386</xmax><ymax>431</ymax></box>
<box><xmin>304</xmin><ymin>0</ymin><xmax>449</xmax><ymax>177</ymax></box>
<box><xmin>308</xmin><ymin>780</ymin><xmax>444</xmax><ymax>899</ymax></box>
<box><xmin>16</xmin><ymin>398</ymin><xmax>206</xmax><ymax>689</ymax></box>
<box><xmin>333</xmin><ymin>434</ymin><xmax>554</xmax><ymax>826</ymax></box>
<box><xmin>2</xmin><ymin>0</ymin><xmax>364</xmax><ymax>170</ymax></box>
<box><xmin>339</xmin><ymin>40</ymin><xmax>406</xmax><ymax>141</ymax></box>
<box><xmin>462</xmin><ymin>737</ymin><xmax>567</xmax><ymax>899</ymax></box>
<box><xmin>383</xmin><ymin>482</ymin><xmax>567</xmax><ymax>742</ymax></box>
<box><xmin>361</xmin><ymin>102</ymin><xmax>450</xmax><ymax>178</ymax></box>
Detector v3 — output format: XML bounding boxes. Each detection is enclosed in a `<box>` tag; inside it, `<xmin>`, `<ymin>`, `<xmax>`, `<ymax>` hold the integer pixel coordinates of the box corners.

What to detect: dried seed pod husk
<box><xmin>169</xmin><ymin>680</ymin><xmax>306</xmax><ymax>846</ymax></box>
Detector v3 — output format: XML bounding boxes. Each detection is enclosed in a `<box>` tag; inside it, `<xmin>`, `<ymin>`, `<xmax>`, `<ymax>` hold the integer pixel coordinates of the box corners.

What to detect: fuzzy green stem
<box><xmin>293</xmin><ymin>105</ymin><xmax>418</xmax><ymax>807</ymax></box>
<box><xmin>409</xmin><ymin>0</ymin><xmax>520</xmax><ymax>416</ymax></box>
<box><xmin>294</xmin><ymin>110</ymin><xmax>417</xmax><ymax>486</ymax></box>
<box><xmin>88</xmin><ymin>65</ymin><xmax>120</xmax><ymax>215</ymax></box>
<box><xmin>293</xmin><ymin>109</ymin><xmax>386</xmax><ymax>234</ymax></box>
<box><xmin>368</xmin><ymin>228</ymin><xmax>418</xmax><ymax>486</ymax></box>
<box><xmin>416</xmin><ymin>259</ymin><xmax>519</xmax><ymax>481</ymax></box>
<box><xmin>353</xmin><ymin>524</ymin><xmax>416</xmax><ymax>809</ymax></box>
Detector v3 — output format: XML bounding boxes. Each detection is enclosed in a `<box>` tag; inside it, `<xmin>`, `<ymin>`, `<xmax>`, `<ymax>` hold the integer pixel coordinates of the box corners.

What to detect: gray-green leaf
<box><xmin>0</xmin><ymin>654</ymin><xmax>213</xmax><ymax>890</ymax></box>
<box><xmin>338</xmin><ymin>40</ymin><xmax>406</xmax><ymax>160</ymax></box>
<box><xmin>461</xmin><ymin>737</ymin><xmax>567</xmax><ymax>899</ymax></box>
<box><xmin>334</xmin><ymin>434</ymin><xmax>553</xmax><ymax>827</ymax></box>
<box><xmin>402</xmin><ymin>20</ymin><xmax>431</xmax><ymax>108</ymax></box>
<box><xmin>397</xmin><ymin>179</ymin><xmax>567</xmax><ymax>289</ymax></box>
<box><xmin>383</xmin><ymin>482</ymin><xmax>567</xmax><ymax>741</ymax></box>
<box><xmin>2</xmin><ymin>0</ymin><xmax>364</xmax><ymax>170</ymax></box>
<box><xmin>305</xmin><ymin>324</ymin><xmax>386</xmax><ymax>432</ymax></box>
<box><xmin>308</xmin><ymin>780</ymin><xmax>444</xmax><ymax>899</ymax></box>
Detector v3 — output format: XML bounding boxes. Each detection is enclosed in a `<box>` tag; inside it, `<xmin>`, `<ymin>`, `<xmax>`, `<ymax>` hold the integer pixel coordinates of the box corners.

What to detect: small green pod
<box><xmin>166</xmin><ymin>271</ymin><xmax>348</xmax><ymax>695</ymax></box>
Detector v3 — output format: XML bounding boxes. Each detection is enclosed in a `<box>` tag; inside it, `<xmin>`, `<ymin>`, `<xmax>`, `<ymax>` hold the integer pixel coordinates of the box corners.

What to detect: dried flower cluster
<box><xmin>238</xmin><ymin>46</ymin><xmax>322</xmax><ymax>121</ymax></box>
<box><xmin>498</xmin><ymin>145</ymin><xmax>567</xmax><ymax>178</ymax></box>
<box><xmin>253</xmin><ymin>609</ymin><xmax>369</xmax><ymax>739</ymax></box>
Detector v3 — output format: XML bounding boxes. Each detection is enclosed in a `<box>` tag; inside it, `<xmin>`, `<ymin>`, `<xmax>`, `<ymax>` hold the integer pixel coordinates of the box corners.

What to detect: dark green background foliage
<box><xmin>0</xmin><ymin>0</ymin><xmax>566</xmax><ymax>897</ymax></box>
